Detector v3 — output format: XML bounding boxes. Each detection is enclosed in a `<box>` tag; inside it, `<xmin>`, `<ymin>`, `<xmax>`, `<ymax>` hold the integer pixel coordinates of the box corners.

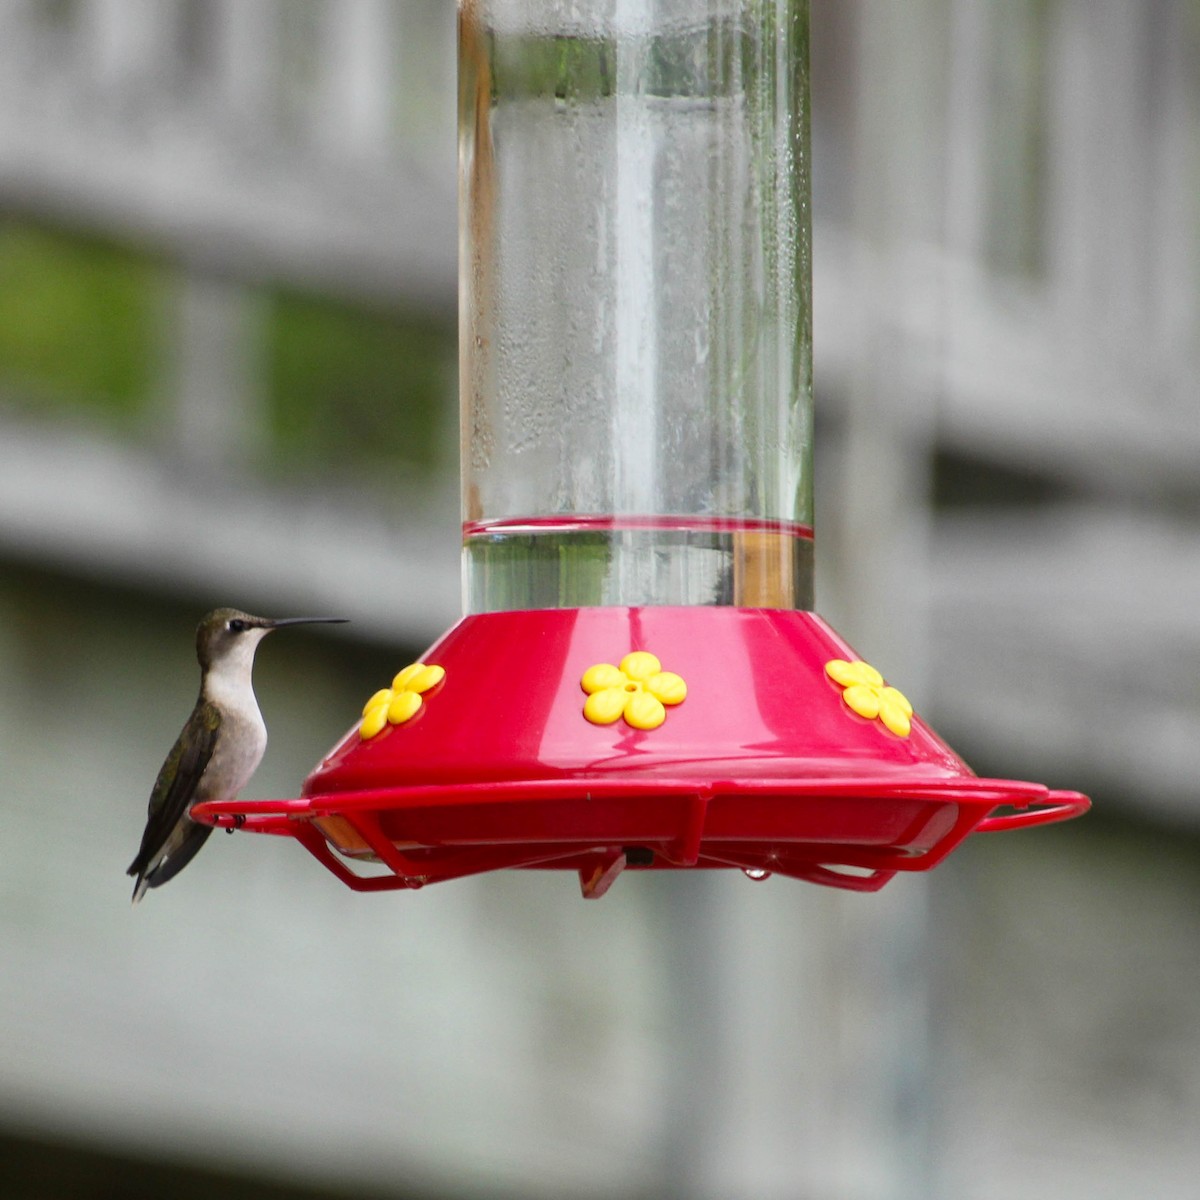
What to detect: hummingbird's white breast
<box><xmin>199</xmin><ymin>631</ymin><xmax>270</xmax><ymax>800</ymax></box>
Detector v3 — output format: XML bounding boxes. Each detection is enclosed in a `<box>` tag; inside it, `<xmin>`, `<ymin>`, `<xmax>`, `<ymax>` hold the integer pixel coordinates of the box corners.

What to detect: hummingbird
<box><xmin>127</xmin><ymin>608</ymin><xmax>347</xmax><ymax>904</ymax></box>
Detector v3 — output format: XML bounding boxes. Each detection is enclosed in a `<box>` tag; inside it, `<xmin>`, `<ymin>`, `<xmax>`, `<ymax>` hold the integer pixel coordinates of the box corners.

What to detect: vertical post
<box><xmin>317</xmin><ymin>0</ymin><xmax>396</xmax><ymax>158</ymax></box>
<box><xmin>819</xmin><ymin>1</ymin><xmax>941</xmax><ymax>1195</ymax></box>
<box><xmin>162</xmin><ymin>272</ymin><xmax>266</xmax><ymax>473</ymax></box>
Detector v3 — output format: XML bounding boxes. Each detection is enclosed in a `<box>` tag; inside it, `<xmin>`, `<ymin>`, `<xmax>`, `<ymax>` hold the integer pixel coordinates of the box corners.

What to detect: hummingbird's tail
<box><xmin>127</xmin><ymin>823</ymin><xmax>213</xmax><ymax>905</ymax></box>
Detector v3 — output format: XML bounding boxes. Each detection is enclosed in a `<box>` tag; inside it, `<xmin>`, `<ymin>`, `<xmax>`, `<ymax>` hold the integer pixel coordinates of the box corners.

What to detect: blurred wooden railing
<box><xmin>0</xmin><ymin>0</ymin><xmax>1196</xmax><ymax>807</ymax></box>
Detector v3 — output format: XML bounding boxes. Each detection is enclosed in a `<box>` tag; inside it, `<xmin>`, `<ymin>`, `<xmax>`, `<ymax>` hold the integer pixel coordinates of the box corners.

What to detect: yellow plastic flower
<box><xmin>581</xmin><ymin>651</ymin><xmax>687</xmax><ymax>731</ymax></box>
<box><xmin>825</xmin><ymin>659</ymin><xmax>913</xmax><ymax>738</ymax></box>
<box><xmin>360</xmin><ymin>662</ymin><xmax>446</xmax><ymax>738</ymax></box>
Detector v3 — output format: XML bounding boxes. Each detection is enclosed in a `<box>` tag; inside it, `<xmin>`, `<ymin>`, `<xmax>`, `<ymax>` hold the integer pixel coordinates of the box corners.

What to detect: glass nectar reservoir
<box><xmin>460</xmin><ymin>0</ymin><xmax>814</xmax><ymax>612</ymax></box>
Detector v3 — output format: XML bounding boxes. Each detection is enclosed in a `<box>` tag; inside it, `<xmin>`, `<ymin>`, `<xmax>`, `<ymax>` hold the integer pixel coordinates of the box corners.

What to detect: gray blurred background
<box><xmin>0</xmin><ymin>1</ymin><xmax>1197</xmax><ymax>1198</ymax></box>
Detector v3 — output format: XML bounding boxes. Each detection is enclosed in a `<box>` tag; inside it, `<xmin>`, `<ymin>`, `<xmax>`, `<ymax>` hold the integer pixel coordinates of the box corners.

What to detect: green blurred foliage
<box><xmin>0</xmin><ymin>222</ymin><xmax>158</xmax><ymax>424</ymax></box>
<box><xmin>0</xmin><ymin>220</ymin><xmax>456</xmax><ymax>483</ymax></box>
<box><xmin>266</xmin><ymin>292</ymin><xmax>454</xmax><ymax>481</ymax></box>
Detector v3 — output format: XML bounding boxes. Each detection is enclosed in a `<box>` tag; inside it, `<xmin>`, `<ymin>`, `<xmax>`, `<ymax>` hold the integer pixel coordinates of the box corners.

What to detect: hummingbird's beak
<box><xmin>264</xmin><ymin>617</ymin><xmax>350</xmax><ymax>629</ymax></box>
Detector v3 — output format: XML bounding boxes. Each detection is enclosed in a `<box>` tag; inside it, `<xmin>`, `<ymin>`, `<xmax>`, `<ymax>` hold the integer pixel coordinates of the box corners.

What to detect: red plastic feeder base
<box><xmin>192</xmin><ymin>607</ymin><xmax>1089</xmax><ymax>896</ymax></box>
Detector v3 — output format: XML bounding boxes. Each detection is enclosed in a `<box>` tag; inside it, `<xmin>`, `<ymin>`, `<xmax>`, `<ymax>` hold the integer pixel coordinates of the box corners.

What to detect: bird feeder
<box><xmin>193</xmin><ymin>0</ymin><xmax>1088</xmax><ymax>896</ymax></box>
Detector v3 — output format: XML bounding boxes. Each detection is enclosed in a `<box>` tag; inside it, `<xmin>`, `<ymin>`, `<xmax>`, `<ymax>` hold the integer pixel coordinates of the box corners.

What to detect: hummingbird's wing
<box><xmin>127</xmin><ymin>699</ymin><xmax>221</xmax><ymax>881</ymax></box>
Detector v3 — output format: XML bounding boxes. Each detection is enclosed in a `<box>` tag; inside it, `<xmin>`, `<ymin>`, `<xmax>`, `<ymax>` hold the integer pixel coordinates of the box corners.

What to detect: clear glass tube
<box><xmin>460</xmin><ymin>0</ymin><xmax>813</xmax><ymax>611</ymax></box>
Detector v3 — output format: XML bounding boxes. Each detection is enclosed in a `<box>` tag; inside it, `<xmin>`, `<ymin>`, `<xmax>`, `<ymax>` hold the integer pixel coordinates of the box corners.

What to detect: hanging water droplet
<box><xmin>742</xmin><ymin>867</ymin><xmax>772</xmax><ymax>882</ymax></box>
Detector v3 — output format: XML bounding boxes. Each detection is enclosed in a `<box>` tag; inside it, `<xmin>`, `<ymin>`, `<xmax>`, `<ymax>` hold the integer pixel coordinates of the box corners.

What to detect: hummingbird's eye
<box><xmin>228</xmin><ymin>619</ymin><xmax>248</xmax><ymax>634</ymax></box>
